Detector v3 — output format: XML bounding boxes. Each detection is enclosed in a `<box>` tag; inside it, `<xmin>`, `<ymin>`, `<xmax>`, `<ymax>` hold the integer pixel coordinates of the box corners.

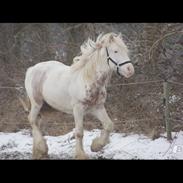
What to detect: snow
<box><xmin>0</xmin><ymin>129</ymin><xmax>183</xmax><ymax>159</ymax></box>
<box><xmin>169</xmin><ymin>95</ymin><xmax>181</xmax><ymax>104</ymax></box>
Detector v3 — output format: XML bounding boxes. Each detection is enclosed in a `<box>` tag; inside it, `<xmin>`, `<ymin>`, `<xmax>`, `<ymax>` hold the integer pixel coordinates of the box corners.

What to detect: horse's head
<box><xmin>96</xmin><ymin>33</ymin><xmax>134</xmax><ymax>78</ymax></box>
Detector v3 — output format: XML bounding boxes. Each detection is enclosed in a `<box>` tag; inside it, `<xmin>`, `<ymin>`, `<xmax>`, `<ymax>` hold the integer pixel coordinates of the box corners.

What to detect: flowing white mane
<box><xmin>72</xmin><ymin>38</ymin><xmax>96</xmax><ymax>64</ymax></box>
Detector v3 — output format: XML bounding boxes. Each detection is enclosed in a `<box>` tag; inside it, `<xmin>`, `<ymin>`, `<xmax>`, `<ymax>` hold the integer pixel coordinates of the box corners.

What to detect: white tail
<box><xmin>18</xmin><ymin>95</ymin><xmax>30</xmax><ymax>112</ymax></box>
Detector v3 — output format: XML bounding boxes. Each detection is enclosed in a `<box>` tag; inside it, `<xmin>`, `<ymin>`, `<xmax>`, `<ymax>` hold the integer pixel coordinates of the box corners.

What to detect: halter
<box><xmin>106</xmin><ymin>47</ymin><xmax>131</xmax><ymax>76</ymax></box>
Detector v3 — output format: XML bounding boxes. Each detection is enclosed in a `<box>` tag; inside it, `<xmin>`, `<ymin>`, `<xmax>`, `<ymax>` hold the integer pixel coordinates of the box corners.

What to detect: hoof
<box><xmin>91</xmin><ymin>137</ymin><xmax>105</xmax><ymax>152</ymax></box>
<box><xmin>33</xmin><ymin>152</ymin><xmax>49</xmax><ymax>160</ymax></box>
<box><xmin>33</xmin><ymin>147</ymin><xmax>49</xmax><ymax>159</ymax></box>
<box><xmin>33</xmin><ymin>137</ymin><xmax>48</xmax><ymax>159</ymax></box>
<box><xmin>75</xmin><ymin>152</ymin><xmax>89</xmax><ymax>160</ymax></box>
<box><xmin>32</xmin><ymin>144</ymin><xmax>48</xmax><ymax>159</ymax></box>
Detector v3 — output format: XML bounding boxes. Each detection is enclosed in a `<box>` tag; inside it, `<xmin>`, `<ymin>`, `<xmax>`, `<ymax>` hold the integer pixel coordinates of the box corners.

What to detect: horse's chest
<box><xmin>82</xmin><ymin>86</ymin><xmax>107</xmax><ymax>107</ymax></box>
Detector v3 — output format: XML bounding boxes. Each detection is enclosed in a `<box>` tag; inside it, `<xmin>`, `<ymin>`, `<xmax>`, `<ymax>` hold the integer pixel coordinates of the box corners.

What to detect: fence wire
<box><xmin>0</xmin><ymin>79</ymin><xmax>183</xmax><ymax>139</ymax></box>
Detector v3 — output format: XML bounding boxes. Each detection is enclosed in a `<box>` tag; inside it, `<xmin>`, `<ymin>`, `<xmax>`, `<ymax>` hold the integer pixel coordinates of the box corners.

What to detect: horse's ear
<box><xmin>118</xmin><ymin>32</ymin><xmax>122</xmax><ymax>39</ymax></box>
<box><xmin>73</xmin><ymin>56</ymin><xmax>80</xmax><ymax>63</ymax></box>
<box><xmin>109</xmin><ymin>34</ymin><xmax>114</xmax><ymax>43</ymax></box>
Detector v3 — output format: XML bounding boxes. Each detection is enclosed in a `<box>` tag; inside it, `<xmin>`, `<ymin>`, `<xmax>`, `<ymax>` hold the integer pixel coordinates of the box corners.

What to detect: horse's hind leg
<box><xmin>28</xmin><ymin>100</ymin><xmax>48</xmax><ymax>159</ymax></box>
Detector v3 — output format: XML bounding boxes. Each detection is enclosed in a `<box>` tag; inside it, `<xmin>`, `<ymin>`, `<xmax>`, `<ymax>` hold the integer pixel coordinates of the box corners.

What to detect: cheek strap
<box><xmin>106</xmin><ymin>47</ymin><xmax>131</xmax><ymax>76</ymax></box>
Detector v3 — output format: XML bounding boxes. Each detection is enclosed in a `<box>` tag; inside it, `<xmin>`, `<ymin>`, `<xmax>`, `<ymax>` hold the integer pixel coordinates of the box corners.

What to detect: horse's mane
<box><xmin>72</xmin><ymin>38</ymin><xmax>96</xmax><ymax>64</ymax></box>
<box><xmin>71</xmin><ymin>32</ymin><xmax>129</xmax><ymax>81</ymax></box>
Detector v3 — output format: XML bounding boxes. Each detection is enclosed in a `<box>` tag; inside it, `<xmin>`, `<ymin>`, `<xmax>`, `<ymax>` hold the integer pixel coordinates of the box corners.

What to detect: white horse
<box><xmin>25</xmin><ymin>32</ymin><xmax>135</xmax><ymax>159</ymax></box>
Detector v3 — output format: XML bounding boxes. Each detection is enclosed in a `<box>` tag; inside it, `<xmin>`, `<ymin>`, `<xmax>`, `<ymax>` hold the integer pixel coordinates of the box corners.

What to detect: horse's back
<box><xmin>26</xmin><ymin>61</ymin><xmax>69</xmax><ymax>79</ymax></box>
<box><xmin>27</xmin><ymin>61</ymin><xmax>68</xmax><ymax>72</ymax></box>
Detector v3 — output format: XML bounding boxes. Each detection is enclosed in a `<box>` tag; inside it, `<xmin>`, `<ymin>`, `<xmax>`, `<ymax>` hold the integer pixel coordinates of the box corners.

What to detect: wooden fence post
<box><xmin>163</xmin><ymin>81</ymin><xmax>172</xmax><ymax>140</ymax></box>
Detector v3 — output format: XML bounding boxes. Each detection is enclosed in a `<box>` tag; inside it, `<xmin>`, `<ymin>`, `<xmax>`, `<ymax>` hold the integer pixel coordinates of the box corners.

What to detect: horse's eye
<box><xmin>114</xmin><ymin>51</ymin><xmax>118</xmax><ymax>53</ymax></box>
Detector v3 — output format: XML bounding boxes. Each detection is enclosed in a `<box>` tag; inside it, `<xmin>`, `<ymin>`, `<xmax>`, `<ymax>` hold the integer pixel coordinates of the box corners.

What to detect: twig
<box><xmin>61</xmin><ymin>24</ymin><xmax>83</xmax><ymax>33</ymax></box>
<box><xmin>149</xmin><ymin>30</ymin><xmax>183</xmax><ymax>61</ymax></box>
<box><xmin>108</xmin><ymin>80</ymin><xmax>164</xmax><ymax>87</ymax></box>
<box><xmin>168</xmin><ymin>80</ymin><xmax>183</xmax><ymax>86</ymax></box>
<box><xmin>0</xmin><ymin>86</ymin><xmax>23</xmax><ymax>90</ymax></box>
<box><xmin>162</xmin><ymin>131</ymin><xmax>179</xmax><ymax>157</ymax></box>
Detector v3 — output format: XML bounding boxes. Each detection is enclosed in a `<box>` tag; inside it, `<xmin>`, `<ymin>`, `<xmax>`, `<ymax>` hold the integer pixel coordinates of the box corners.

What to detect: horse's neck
<box><xmin>85</xmin><ymin>58</ymin><xmax>112</xmax><ymax>88</ymax></box>
<box><xmin>96</xmin><ymin>67</ymin><xmax>112</xmax><ymax>86</ymax></box>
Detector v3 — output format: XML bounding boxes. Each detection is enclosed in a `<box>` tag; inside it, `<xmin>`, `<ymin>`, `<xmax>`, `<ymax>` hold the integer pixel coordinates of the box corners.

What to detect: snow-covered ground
<box><xmin>0</xmin><ymin>129</ymin><xmax>183</xmax><ymax>159</ymax></box>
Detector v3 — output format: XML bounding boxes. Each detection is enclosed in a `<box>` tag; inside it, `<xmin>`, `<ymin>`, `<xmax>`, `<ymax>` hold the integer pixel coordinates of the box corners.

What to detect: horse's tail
<box><xmin>18</xmin><ymin>94</ymin><xmax>30</xmax><ymax>113</ymax></box>
<box><xmin>18</xmin><ymin>67</ymin><xmax>32</xmax><ymax>113</ymax></box>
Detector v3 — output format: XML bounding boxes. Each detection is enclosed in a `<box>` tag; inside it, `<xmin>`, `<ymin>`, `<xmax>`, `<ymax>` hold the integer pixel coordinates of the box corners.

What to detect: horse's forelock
<box><xmin>96</xmin><ymin>32</ymin><xmax>119</xmax><ymax>43</ymax></box>
<box><xmin>96</xmin><ymin>32</ymin><xmax>128</xmax><ymax>53</ymax></box>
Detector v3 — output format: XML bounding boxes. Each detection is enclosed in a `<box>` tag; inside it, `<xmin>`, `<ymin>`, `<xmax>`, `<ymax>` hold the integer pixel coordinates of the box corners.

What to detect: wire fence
<box><xmin>0</xmin><ymin>79</ymin><xmax>183</xmax><ymax>139</ymax></box>
<box><xmin>110</xmin><ymin>79</ymin><xmax>183</xmax><ymax>140</ymax></box>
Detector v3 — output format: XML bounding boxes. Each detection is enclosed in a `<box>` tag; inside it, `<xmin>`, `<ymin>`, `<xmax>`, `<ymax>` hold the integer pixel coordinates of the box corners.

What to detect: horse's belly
<box><xmin>44</xmin><ymin>95</ymin><xmax>73</xmax><ymax>114</ymax></box>
<box><xmin>42</xmin><ymin>81</ymin><xmax>73</xmax><ymax>114</ymax></box>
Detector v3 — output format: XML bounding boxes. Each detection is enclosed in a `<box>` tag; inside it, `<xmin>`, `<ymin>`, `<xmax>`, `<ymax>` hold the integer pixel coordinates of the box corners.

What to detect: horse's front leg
<box><xmin>73</xmin><ymin>103</ymin><xmax>88</xmax><ymax>159</ymax></box>
<box><xmin>91</xmin><ymin>105</ymin><xmax>114</xmax><ymax>152</ymax></box>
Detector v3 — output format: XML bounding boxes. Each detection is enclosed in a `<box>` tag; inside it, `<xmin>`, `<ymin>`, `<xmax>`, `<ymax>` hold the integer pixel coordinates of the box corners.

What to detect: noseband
<box><xmin>106</xmin><ymin>47</ymin><xmax>131</xmax><ymax>76</ymax></box>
